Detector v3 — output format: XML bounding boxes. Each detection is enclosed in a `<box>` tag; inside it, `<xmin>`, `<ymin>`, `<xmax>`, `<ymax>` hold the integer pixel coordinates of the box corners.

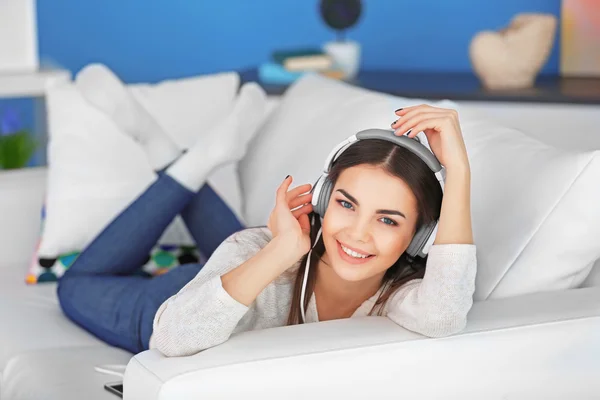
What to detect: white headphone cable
<box><xmin>300</xmin><ymin>227</ymin><xmax>322</xmax><ymax>323</ymax></box>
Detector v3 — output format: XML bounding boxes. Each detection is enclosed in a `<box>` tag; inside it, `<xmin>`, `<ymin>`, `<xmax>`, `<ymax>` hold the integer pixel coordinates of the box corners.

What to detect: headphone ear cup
<box><xmin>314</xmin><ymin>177</ymin><xmax>334</xmax><ymax>216</ymax></box>
<box><xmin>406</xmin><ymin>221</ymin><xmax>437</xmax><ymax>258</ymax></box>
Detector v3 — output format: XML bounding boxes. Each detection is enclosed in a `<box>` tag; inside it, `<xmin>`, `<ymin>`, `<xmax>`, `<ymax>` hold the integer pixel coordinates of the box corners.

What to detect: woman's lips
<box><xmin>336</xmin><ymin>240</ymin><xmax>374</xmax><ymax>265</ymax></box>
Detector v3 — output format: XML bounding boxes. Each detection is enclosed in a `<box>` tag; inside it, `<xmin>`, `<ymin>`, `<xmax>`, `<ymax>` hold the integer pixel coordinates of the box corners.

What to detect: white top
<box><xmin>150</xmin><ymin>227</ymin><xmax>477</xmax><ymax>357</ymax></box>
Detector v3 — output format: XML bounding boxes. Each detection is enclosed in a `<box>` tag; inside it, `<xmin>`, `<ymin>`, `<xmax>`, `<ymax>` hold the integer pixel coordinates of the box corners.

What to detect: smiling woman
<box><xmin>288</xmin><ymin>135</ymin><xmax>445</xmax><ymax>323</ymax></box>
<box><xmin>55</xmin><ymin>102</ymin><xmax>477</xmax><ymax>358</ymax></box>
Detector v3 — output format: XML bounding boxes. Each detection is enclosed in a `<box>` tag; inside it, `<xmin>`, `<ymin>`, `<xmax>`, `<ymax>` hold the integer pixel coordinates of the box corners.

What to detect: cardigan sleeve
<box><xmin>150</xmin><ymin>228</ymin><xmax>270</xmax><ymax>356</ymax></box>
<box><xmin>385</xmin><ymin>244</ymin><xmax>477</xmax><ymax>337</ymax></box>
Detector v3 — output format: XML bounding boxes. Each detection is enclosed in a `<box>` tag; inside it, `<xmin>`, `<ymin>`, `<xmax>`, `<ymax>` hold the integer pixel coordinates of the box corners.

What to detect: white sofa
<box><xmin>2</xmin><ymin>74</ymin><xmax>600</xmax><ymax>400</ymax></box>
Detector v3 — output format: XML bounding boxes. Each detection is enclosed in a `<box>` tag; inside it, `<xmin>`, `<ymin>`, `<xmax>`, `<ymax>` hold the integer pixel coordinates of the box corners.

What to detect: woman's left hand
<box><xmin>390</xmin><ymin>104</ymin><xmax>469</xmax><ymax>171</ymax></box>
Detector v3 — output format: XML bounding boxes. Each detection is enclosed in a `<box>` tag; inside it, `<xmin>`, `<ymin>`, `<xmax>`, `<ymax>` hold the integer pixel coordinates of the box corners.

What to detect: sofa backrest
<box><xmin>2</xmin><ymin>74</ymin><xmax>600</xmax><ymax>294</ymax></box>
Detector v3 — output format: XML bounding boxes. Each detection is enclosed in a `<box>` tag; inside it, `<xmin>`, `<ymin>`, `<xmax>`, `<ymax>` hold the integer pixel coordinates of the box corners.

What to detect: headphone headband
<box><xmin>321</xmin><ymin>129</ymin><xmax>445</xmax><ymax>187</ymax></box>
<box><xmin>355</xmin><ymin>129</ymin><xmax>443</xmax><ymax>173</ymax></box>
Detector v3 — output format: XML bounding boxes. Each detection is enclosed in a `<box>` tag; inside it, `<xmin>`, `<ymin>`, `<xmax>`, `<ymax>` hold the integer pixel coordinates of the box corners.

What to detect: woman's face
<box><xmin>320</xmin><ymin>164</ymin><xmax>419</xmax><ymax>283</ymax></box>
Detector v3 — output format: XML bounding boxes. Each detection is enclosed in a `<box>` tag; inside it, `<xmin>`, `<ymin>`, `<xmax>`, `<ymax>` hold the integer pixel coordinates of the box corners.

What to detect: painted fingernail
<box><xmin>395</xmin><ymin>108</ymin><xmax>403</xmax><ymax>112</ymax></box>
<box><xmin>406</xmin><ymin>129</ymin><xmax>412</xmax><ymax>135</ymax></box>
<box><xmin>391</xmin><ymin>119</ymin><xmax>398</xmax><ymax>127</ymax></box>
<box><xmin>285</xmin><ymin>175</ymin><xmax>290</xmax><ymax>180</ymax></box>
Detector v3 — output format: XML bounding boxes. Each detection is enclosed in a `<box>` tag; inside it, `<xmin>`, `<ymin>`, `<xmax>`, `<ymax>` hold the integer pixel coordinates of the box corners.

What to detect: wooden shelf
<box><xmin>0</xmin><ymin>68</ymin><xmax>71</xmax><ymax>98</ymax></box>
<box><xmin>239</xmin><ymin>68</ymin><xmax>600</xmax><ymax>105</ymax></box>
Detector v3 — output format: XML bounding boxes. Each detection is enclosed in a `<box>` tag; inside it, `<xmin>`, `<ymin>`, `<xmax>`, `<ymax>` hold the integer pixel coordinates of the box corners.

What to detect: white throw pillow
<box><xmin>35</xmin><ymin>70</ymin><xmax>248</xmax><ymax>271</ymax></box>
<box><xmin>239</xmin><ymin>74</ymin><xmax>600</xmax><ymax>301</ymax></box>
<box><xmin>40</xmin><ymin>81</ymin><xmax>160</xmax><ymax>258</ymax></box>
<box><xmin>128</xmin><ymin>71</ymin><xmax>239</xmax><ymax>149</ymax></box>
<box><xmin>457</xmin><ymin>110</ymin><xmax>600</xmax><ymax>299</ymax></box>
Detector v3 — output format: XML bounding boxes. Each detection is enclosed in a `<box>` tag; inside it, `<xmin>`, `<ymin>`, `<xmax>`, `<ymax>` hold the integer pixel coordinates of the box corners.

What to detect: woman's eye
<box><xmin>380</xmin><ymin>217</ymin><xmax>397</xmax><ymax>226</ymax></box>
<box><xmin>337</xmin><ymin>200</ymin><xmax>353</xmax><ymax>209</ymax></box>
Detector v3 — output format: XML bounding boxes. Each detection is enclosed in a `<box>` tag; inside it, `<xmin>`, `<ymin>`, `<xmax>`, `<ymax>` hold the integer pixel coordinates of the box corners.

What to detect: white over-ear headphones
<box><xmin>300</xmin><ymin>128</ymin><xmax>445</xmax><ymax>323</ymax></box>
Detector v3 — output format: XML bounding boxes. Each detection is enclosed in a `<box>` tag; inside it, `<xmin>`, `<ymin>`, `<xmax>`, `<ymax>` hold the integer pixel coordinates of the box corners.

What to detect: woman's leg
<box><xmin>58</xmin><ymin>82</ymin><xmax>266</xmax><ymax>353</ymax></box>
<box><xmin>179</xmin><ymin>182</ymin><xmax>245</xmax><ymax>259</ymax></box>
<box><xmin>63</xmin><ymin>173</ymin><xmax>195</xmax><ymax>277</ymax></box>
<box><xmin>58</xmin><ymin>172</ymin><xmax>245</xmax><ymax>353</ymax></box>
<box><xmin>57</xmin><ymin>172</ymin><xmax>200</xmax><ymax>352</ymax></box>
<box><xmin>58</xmin><ymin>263</ymin><xmax>203</xmax><ymax>353</ymax></box>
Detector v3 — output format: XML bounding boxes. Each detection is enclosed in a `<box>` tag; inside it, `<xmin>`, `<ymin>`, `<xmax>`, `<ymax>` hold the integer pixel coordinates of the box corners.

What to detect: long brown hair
<box><xmin>286</xmin><ymin>139</ymin><xmax>443</xmax><ymax>325</ymax></box>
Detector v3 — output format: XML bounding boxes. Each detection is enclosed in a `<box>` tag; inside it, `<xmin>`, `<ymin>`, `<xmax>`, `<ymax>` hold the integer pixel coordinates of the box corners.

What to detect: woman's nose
<box><xmin>349</xmin><ymin>219</ymin><xmax>370</xmax><ymax>243</ymax></box>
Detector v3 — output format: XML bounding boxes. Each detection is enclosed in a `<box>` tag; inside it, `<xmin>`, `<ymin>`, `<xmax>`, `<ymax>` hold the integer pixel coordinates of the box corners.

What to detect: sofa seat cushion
<box><xmin>1</xmin><ymin>346</ymin><xmax>132</xmax><ymax>400</ymax></box>
<box><xmin>0</xmin><ymin>264</ymin><xmax>109</xmax><ymax>372</ymax></box>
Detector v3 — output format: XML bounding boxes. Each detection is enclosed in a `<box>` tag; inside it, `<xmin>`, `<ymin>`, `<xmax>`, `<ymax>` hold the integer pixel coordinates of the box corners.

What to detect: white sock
<box><xmin>75</xmin><ymin>63</ymin><xmax>181</xmax><ymax>170</ymax></box>
<box><xmin>167</xmin><ymin>82</ymin><xmax>267</xmax><ymax>192</ymax></box>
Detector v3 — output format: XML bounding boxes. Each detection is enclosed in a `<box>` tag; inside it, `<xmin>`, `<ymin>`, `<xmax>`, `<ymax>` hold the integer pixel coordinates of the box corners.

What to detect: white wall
<box><xmin>0</xmin><ymin>0</ymin><xmax>38</xmax><ymax>72</ymax></box>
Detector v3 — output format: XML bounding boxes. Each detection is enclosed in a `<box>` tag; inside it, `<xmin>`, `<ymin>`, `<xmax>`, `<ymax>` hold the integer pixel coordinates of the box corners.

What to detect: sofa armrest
<box><xmin>124</xmin><ymin>287</ymin><xmax>600</xmax><ymax>400</ymax></box>
<box><xmin>0</xmin><ymin>167</ymin><xmax>47</xmax><ymax>269</ymax></box>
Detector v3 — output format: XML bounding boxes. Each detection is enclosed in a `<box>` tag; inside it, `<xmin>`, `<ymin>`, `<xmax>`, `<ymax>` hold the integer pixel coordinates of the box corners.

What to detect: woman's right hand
<box><xmin>267</xmin><ymin>176</ymin><xmax>313</xmax><ymax>258</ymax></box>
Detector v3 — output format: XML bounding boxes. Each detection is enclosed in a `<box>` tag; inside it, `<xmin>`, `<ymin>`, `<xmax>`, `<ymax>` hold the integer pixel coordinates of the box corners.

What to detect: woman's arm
<box><xmin>384</xmin><ymin>244</ymin><xmax>477</xmax><ymax>337</ymax></box>
<box><xmin>392</xmin><ymin>104</ymin><xmax>474</xmax><ymax>246</ymax></box>
<box><xmin>435</xmin><ymin>165</ymin><xmax>473</xmax><ymax>245</ymax></box>
<box><xmin>385</xmin><ymin>105</ymin><xmax>476</xmax><ymax>336</ymax></box>
<box><xmin>222</xmin><ymin>175</ymin><xmax>314</xmax><ymax>306</ymax></box>
<box><xmin>152</xmin><ymin>177</ymin><xmax>313</xmax><ymax>357</ymax></box>
<box><xmin>151</xmin><ymin>229</ymin><xmax>273</xmax><ymax>357</ymax></box>
<box><xmin>377</xmin><ymin>166</ymin><xmax>477</xmax><ymax>337</ymax></box>
<box><xmin>221</xmin><ymin>233</ymin><xmax>306</xmax><ymax>306</ymax></box>
<box><xmin>392</xmin><ymin>104</ymin><xmax>473</xmax><ymax>244</ymax></box>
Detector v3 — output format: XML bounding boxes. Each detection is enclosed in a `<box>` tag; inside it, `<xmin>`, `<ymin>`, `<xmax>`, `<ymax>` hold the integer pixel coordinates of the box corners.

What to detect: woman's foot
<box><xmin>166</xmin><ymin>82</ymin><xmax>267</xmax><ymax>192</ymax></box>
<box><xmin>75</xmin><ymin>64</ymin><xmax>181</xmax><ymax>170</ymax></box>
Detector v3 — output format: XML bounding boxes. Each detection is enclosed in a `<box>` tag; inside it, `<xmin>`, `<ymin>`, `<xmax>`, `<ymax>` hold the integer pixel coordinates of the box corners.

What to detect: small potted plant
<box><xmin>0</xmin><ymin>108</ymin><xmax>37</xmax><ymax>170</ymax></box>
<box><xmin>320</xmin><ymin>0</ymin><xmax>363</xmax><ymax>80</ymax></box>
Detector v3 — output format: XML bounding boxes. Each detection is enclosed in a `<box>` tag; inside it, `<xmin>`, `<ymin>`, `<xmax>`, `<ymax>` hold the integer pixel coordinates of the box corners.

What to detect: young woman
<box><xmin>57</xmin><ymin>93</ymin><xmax>476</xmax><ymax>357</ymax></box>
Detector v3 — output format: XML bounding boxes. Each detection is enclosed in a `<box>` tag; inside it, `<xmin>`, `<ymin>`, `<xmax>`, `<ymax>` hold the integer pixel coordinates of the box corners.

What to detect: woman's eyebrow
<box><xmin>377</xmin><ymin>209</ymin><xmax>406</xmax><ymax>219</ymax></box>
<box><xmin>337</xmin><ymin>189</ymin><xmax>359</xmax><ymax>204</ymax></box>
<box><xmin>336</xmin><ymin>189</ymin><xmax>406</xmax><ymax>219</ymax></box>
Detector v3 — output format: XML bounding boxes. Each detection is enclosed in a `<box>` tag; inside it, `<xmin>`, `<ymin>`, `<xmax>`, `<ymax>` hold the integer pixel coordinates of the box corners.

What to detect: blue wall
<box><xmin>1</xmin><ymin>0</ymin><xmax>563</xmax><ymax>167</ymax></box>
<box><xmin>37</xmin><ymin>0</ymin><xmax>562</xmax><ymax>83</ymax></box>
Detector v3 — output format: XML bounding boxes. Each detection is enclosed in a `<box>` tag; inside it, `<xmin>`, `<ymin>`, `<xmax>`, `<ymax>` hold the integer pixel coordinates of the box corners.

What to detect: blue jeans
<box><xmin>57</xmin><ymin>172</ymin><xmax>244</xmax><ymax>354</ymax></box>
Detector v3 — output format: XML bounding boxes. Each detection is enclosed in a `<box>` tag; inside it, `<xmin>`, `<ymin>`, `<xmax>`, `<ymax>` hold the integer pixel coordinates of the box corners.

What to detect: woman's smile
<box><xmin>320</xmin><ymin>164</ymin><xmax>419</xmax><ymax>282</ymax></box>
<box><xmin>336</xmin><ymin>240</ymin><xmax>375</xmax><ymax>265</ymax></box>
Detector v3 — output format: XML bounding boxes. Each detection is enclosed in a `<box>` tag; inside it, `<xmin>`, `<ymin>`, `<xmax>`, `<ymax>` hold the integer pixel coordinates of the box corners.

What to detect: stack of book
<box><xmin>258</xmin><ymin>47</ymin><xmax>346</xmax><ymax>85</ymax></box>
